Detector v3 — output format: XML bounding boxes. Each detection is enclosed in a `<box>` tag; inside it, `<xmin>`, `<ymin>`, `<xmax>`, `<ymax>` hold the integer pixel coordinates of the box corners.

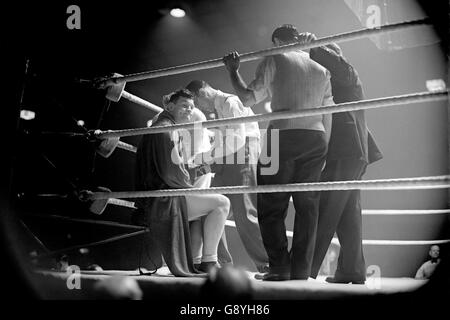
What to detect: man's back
<box><xmin>270</xmin><ymin>51</ymin><xmax>332</xmax><ymax>132</ymax></box>
<box><xmin>272</xmin><ymin>51</ymin><xmax>330</xmax><ymax>110</ymax></box>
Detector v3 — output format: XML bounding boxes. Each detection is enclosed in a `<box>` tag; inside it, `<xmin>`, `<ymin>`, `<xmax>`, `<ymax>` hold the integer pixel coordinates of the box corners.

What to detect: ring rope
<box><xmin>362</xmin><ymin>209</ymin><xmax>450</xmax><ymax>215</ymax></box>
<box><xmin>352</xmin><ymin>239</ymin><xmax>450</xmax><ymax>246</ymax></box>
<box><xmin>98</xmin><ymin>18</ymin><xmax>432</xmax><ymax>87</ymax></box>
<box><xmin>87</xmin><ymin>175</ymin><xmax>450</xmax><ymax>200</ymax></box>
<box><xmin>30</xmin><ymin>213</ymin><xmax>446</xmax><ymax>258</ymax></box>
<box><xmin>224</xmin><ymin>221</ymin><xmax>450</xmax><ymax>246</ymax></box>
<box><xmin>121</xmin><ymin>90</ymin><xmax>163</xmax><ymax>113</ymax></box>
<box><xmin>287</xmin><ymin>199</ymin><xmax>450</xmax><ymax>215</ymax></box>
<box><xmin>356</xmin><ymin>238</ymin><xmax>450</xmax><ymax>246</ymax></box>
<box><xmin>86</xmin><ymin>197</ymin><xmax>450</xmax><ymax>218</ymax></box>
<box><xmin>95</xmin><ymin>90</ymin><xmax>448</xmax><ymax>139</ymax></box>
<box><xmin>89</xmin><ymin>197</ymin><xmax>450</xmax><ymax>216</ymax></box>
<box><xmin>92</xmin><ymin>194</ymin><xmax>450</xmax><ymax>215</ymax></box>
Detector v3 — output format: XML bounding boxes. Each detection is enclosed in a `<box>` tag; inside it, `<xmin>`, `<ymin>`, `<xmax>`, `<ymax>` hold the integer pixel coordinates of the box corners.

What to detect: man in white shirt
<box><xmin>186</xmin><ymin>80</ymin><xmax>269</xmax><ymax>274</ymax></box>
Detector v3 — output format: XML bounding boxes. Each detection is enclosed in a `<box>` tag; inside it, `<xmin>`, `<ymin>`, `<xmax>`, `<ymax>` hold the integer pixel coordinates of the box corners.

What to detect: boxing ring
<box><xmin>25</xmin><ymin>18</ymin><xmax>449</xmax><ymax>300</ymax></box>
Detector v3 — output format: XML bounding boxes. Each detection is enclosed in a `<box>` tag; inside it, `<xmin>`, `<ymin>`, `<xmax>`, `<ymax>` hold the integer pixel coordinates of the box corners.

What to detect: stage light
<box><xmin>170</xmin><ymin>8</ymin><xmax>186</xmax><ymax>18</ymax></box>
<box><xmin>426</xmin><ymin>79</ymin><xmax>446</xmax><ymax>92</ymax></box>
<box><xmin>20</xmin><ymin>110</ymin><xmax>35</xmax><ymax>120</ymax></box>
<box><xmin>77</xmin><ymin>119</ymin><xmax>85</xmax><ymax>127</ymax></box>
<box><xmin>79</xmin><ymin>248</ymin><xmax>89</xmax><ymax>254</ymax></box>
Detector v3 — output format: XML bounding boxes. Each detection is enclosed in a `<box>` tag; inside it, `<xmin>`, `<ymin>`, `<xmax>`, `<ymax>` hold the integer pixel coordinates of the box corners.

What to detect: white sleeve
<box><xmin>247</xmin><ymin>56</ymin><xmax>275</xmax><ymax>106</ymax></box>
<box><xmin>218</xmin><ymin>98</ymin><xmax>246</xmax><ymax>157</ymax></box>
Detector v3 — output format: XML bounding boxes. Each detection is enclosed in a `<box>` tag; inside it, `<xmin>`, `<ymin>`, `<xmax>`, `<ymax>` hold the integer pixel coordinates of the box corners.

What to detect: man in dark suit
<box><xmin>299</xmin><ymin>33</ymin><xmax>383</xmax><ymax>284</ymax></box>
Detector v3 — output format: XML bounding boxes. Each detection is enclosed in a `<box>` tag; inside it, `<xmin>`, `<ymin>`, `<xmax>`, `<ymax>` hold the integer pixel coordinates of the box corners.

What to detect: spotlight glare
<box><xmin>20</xmin><ymin>110</ymin><xmax>35</xmax><ymax>120</ymax></box>
<box><xmin>77</xmin><ymin>120</ymin><xmax>85</xmax><ymax>127</ymax></box>
<box><xmin>426</xmin><ymin>79</ymin><xmax>446</xmax><ymax>92</ymax></box>
<box><xmin>79</xmin><ymin>248</ymin><xmax>90</xmax><ymax>254</ymax></box>
<box><xmin>170</xmin><ymin>8</ymin><xmax>186</xmax><ymax>18</ymax></box>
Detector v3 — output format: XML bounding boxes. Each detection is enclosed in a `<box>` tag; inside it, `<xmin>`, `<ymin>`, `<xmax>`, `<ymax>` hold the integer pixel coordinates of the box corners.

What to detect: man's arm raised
<box><xmin>223</xmin><ymin>51</ymin><xmax>256</xmax><ymax>107</ymax></box>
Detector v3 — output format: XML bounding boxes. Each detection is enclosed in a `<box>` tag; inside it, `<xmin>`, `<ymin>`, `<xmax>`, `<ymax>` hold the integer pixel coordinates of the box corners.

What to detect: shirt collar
<box><xmin>213</xmin><ymin>89</ymin><xmax>230</xmax><ymax>111</ymax></box>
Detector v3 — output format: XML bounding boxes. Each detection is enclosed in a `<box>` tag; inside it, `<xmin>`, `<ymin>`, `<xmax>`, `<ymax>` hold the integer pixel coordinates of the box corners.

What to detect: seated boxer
<box><xmin>181</xmin><ymin>107</ymin><xmax>216</xmax><ymax>269</ymax></box>
<box><xmin>135</xmin><ymin>89</ymin><xmax>230</xmax><ymax>275</ymax></box>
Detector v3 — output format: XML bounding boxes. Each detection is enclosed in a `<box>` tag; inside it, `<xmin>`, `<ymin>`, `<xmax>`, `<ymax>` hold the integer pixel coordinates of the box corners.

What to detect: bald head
<box><xmin>429</xmin><ymin>245</ymin><xmax>440</xmax><ymax>259</ymax></box>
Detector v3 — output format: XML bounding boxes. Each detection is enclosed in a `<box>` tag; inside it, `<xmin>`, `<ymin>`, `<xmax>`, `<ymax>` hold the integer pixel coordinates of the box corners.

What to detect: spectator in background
<box><xmin>415</xmin><ymin>245</ymin><xmax>441</xmax><ymax>279</ymax></box>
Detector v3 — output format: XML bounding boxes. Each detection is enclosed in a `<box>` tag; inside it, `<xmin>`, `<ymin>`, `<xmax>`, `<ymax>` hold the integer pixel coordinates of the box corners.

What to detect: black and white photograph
<box><xmin>3</xmin><ymin>0</ymin><xmax>449</xmax><ymax>312</ymax></box>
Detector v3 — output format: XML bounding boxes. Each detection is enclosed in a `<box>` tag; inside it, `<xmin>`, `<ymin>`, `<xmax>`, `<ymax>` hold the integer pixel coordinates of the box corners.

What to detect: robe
<box><xmin>135</xmin><ymin>110</ymin><xmax>205</xmax><ymax>277</ymax></box>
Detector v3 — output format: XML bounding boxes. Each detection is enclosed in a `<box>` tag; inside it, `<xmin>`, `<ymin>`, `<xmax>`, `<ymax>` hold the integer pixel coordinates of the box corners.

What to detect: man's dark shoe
<box><xmin>254</xmin><ymin>272</ymin><xmax>266</xmax><ymax>280</ymax></box>
<box><xmin>325</xmin><ymin>276</ymin><xmax>365</xmax><ymax>284</ymax></box>
<box><xmin>290</xmin><ymin>275</ymin><xmax>309</xmax><ymax>280</ymax></box>
<box><xmin>262</xmin><ymin>272</ymin><xmax>290</xmax><ymax>281</ymax></box>
<box><xmin>254</xmin><ymin>265</ymin><xmax>270</xmax><ymax>280</ymax></box>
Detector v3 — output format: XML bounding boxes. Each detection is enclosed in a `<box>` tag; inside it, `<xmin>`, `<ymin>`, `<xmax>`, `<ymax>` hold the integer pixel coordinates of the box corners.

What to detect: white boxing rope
<box><xmin>121</xmin><ymin>90</ymin><xmax>163</xmax><ymax>113</ymax></box>
<box><xmin>224</xmin><ymin>221</ymin><xmax>450</xmax><ymax>246</ymax></box>
<box><xmin>87</xmin><ymin>175</ymin><xmax>450</xmax><ymax>200</ymax></box>
<box><xmin>98</xmin><ymin>18</ymin><xmax>432</xmax><ymax>87</ymax></box>
<box><xmin>286</xmin><ymin>201</ymin><xmax>450</xmax><ymax>215</ymax></box>
<box><xmin>351</xmin><ymin>239</ymin><xmax>450</xmax><ymax>246</ymax></box>
<box><xmin>94</xmin><ymin>90</ymin><xmax>448</xmax><ymax>140</ymax></box>
<box><xmin>103</xmin><ymin>72</ymin><xmax>163</xmax><ymax>113</ymax></box>
<box><xmin>362</xmin><ymin>209</ymin><xmax>450</xmax><ymax>215</ymax></box>
<box><xmin>106</xmin><ymin>199</ymin><xmax>450</xmax><ymax>216</ymax></box>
